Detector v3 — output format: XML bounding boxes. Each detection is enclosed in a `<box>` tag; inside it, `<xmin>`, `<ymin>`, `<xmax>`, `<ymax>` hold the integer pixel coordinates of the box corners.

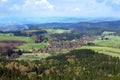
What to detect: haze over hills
<box><xmin>1</xmin><ymin>0</ymin><xmax>120</xmax><ymax>79</ymax></box>
<box><xmin>0</xmin><ymin>17</ymin><xmax>120</xmax><ymax>31</ymax></box>
<box><xmin>0</xmin><ymin>17</ymin><xmax>120</xmax><ymax>24</ymax></box>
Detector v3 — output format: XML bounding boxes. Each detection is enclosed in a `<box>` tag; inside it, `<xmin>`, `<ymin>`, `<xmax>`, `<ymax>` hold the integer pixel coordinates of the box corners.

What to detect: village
<box><xmin>7</xmin><ymin>35</ymin><xmax>95</xmax><ymax>59</ymax></box>
<box><xmin>29</xmin><ymin>35</ymin><xmax>95</xmax><ymax>54</ymax></box>
<box><xmin>8</xmin><ymin>31</ymin><xmax>118</xmax><ymax>59</ymax></box>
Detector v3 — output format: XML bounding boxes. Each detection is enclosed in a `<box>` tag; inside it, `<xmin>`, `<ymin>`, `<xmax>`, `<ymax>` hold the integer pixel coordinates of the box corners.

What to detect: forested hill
<box><xmin>1</xmin><ymin>20</ymin><xmax>120</xmax><ymax>31</ymax></box>
<box><xmin>27</xmin><ymin>20</ymin><xmax>120</xmax><ymax>31</ymax></box>
<box><xmin>71</xmin><ymin>20</ymin><xmax>120</xmax><ymax>29</ymax></box>
<box><xmin>0</xmin><ymin>24</ymin><xmax>29</xmax><ymax>31</ymax></box>
<box><xmin>28</xmin><ymin>20</ymin><xmax>120</xmax><ymax>35</ymax></box>
<box><xmin>71</xmin><ymin>20</ymin><xmax>120</xmax><ymax>35</ymax></box>
<box><xmin>28</xmin><ymin>20</ymin><xmax>120</xmax><ymax>27</ymax></box>
<box><xmin>0</xmin><ymin>49</ymin><xmax>120</xmax><ymax>80</ymax></box>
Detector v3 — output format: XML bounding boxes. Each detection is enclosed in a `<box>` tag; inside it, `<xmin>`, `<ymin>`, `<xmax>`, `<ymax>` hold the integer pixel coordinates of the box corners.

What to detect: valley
<box><xmin>1</xmin><ymin>0</ymin><xmax>120</xmax><ymax>79</ymax></box>
<box><xmin>0</xmin><ymin>20</ymin><xmax>120</xmax><ymax>80</ymax></box>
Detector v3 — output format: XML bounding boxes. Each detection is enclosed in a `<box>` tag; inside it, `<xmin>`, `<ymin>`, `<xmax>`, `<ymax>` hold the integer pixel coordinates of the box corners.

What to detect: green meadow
<box><xmin>0</xmin><ymin>34</ymin><xmax>34</xmax><ymax>42</ymax></box>
<box><xmin>81</xmin><ymin>32</ymin><xmax>120</xmax><ymax>58</ymax></box>
<box><xmin>0</xmin><ymin>34</ymin><xmax>47</xmax><ymax>50</ymax></box>
<box><xmin>43</xmin><ymin>28</ymin><xmax>71</xmax><ymax>34</ymax></box>
<box><xmin>93</xmin><ymin>36</ymin><xmax>120</xmax><ymax>48</ymax></box>
<box><xmin>18</xmin><ymin>42</ymin><xmax>47</xmax><ymax>50</ymax></box>
<box><xmin>80</xmin><ymin>46</ymin><xmax>120</xmax><ymax>58</ymax></box>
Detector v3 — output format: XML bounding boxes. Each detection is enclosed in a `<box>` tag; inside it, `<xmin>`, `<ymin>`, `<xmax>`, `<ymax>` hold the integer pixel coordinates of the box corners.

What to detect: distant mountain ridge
<box><xmin>0</xmin><ymin>18</ymin><xmax>120</xmax><ymax>31</ymax></box>
<box><xmin>70</xmin><ymin>20</ymin><xmax>120</xmax><ymax>30</ymax></box>
<box><xmin>0</xmin><ymin>17</ymin><xmax>120</xmax><ymax>24</ymax></box>
<box><xmin>31</xmin><ymin>20</ymin><xmax>120</xmax><ymax>29</ymax></box>
<box><xmin>0</xmin><ymin>24</ymin><xmax>29</xmax><ymax>31</ymax></box>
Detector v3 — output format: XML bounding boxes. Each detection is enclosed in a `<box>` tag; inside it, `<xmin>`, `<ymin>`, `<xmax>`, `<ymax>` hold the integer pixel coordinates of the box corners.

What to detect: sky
<box><xmin>0</xmin><ymin>0</ymin><xmax>120</xmax><ymax>18</ymax></box>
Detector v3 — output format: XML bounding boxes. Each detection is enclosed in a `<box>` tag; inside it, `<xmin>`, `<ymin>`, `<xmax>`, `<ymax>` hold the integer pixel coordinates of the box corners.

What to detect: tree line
<box><xmin>0</xmin><ymin>49</ymin><xmax>120</xmax><ymax>80</ymax></box>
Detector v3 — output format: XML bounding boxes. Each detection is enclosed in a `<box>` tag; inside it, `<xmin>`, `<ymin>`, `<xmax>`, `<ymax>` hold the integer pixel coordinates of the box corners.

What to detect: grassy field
<box><xmin>43</xmin><ymin>28</ymin><xmax>71</xmax><ymax>34</ymax></box>
<box><xmin>0</xmin><ymin>34</ymin><xmax>47</xmax><ymax>50</ymax></box>
<box><xmin>80</xmin><ymin>46</ymin><xmax>120</xmax><ymax>58</ymax></box>
<box><xmin>83</xmin><ymin>32</ymin><xmax>120</xmax><ymax>58</ymax></box>
<box><xmin>0</xmin><ymin>33</ymin><xmax>49</xmax><ymax>60</ymax></box>
<box><xmin>0</xmin><ymin>33</ymin><xmax>14</xmax><ymax>36</ymax></box>
<box><xmin>18</xmin><ymin>42</ymin><xmax>47</xmax><ymax>50</ymax></box>
<box><xmin>22</xmin><ymin>30</ymin><xmax>40</xmax><ymax>33</ymax></box>
<box><xmin>16</xmin><ymin>53</ymin><xmax>51</xmax><ymax>60</ymax></box>
<box><xmin>0</xmin><ymin>34</ymin><xmax>34</xmax><ymax>43</ymax></box>
<box><xmin>102</xmin><ymin>31</ymin><xmax>116</xmax><ymax>35</ymax></box>
<box><xmin>93</xmin><ymin>35</ymin><xmax>120</xmax><ymax>48</ymax></box>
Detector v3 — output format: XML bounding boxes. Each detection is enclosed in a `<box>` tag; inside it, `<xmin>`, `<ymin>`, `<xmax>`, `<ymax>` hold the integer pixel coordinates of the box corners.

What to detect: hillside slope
<box><xmin>0</xmin><ymin>49</ymin><xmax>120</xmax><ymax>80</ymax></box>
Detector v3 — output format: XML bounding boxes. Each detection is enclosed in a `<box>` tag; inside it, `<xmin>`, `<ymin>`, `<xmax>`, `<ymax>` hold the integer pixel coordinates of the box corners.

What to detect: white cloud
<box><xmin>9</xmin><ymin>0</ymin><xmax>54</xmax><ymax>13</ymax></box>
<box><xmin>73</xmin><ymin>7</ymin><xmax>81</xmax><ymax>12</ymax></box>
<box><xmin>0</xmin><ymin>0</ymin><xmax>7</xmax><ymax>2</ymax></box>
<box><xmin>4</xmin><ymin>0</ymin><xmax>120</xmax><ymax>17</ymax></box>
<box><xmin>35</xmin><ymin>0</ymin><xmax>54</xmax><ymax>9</ymax></box>
<box><xmin>23</xmin><ymin>0</ymin><xmax>54</xmax><ymax>10</ymax></box>
<box><xmin>69</xmin><ymin>0</ymin><xmax>114</xmax><ymax>17</ymax></box>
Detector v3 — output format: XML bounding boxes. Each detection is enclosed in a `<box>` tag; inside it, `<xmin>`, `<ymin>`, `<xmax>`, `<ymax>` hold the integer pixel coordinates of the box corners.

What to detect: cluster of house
<box><xmin>25</xmin><ymin>36</ymin><xmax>94</xmax><ymax>54</ymax></box>
<box><xmin>6</xmin><ymin>36</ymin><xmax>93</xmax><ymax>59</ymax></box>
<box><xmin>39</xmin><ymin>39</ymin><xmax>82</xmax><ymax>54</ymax></box>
